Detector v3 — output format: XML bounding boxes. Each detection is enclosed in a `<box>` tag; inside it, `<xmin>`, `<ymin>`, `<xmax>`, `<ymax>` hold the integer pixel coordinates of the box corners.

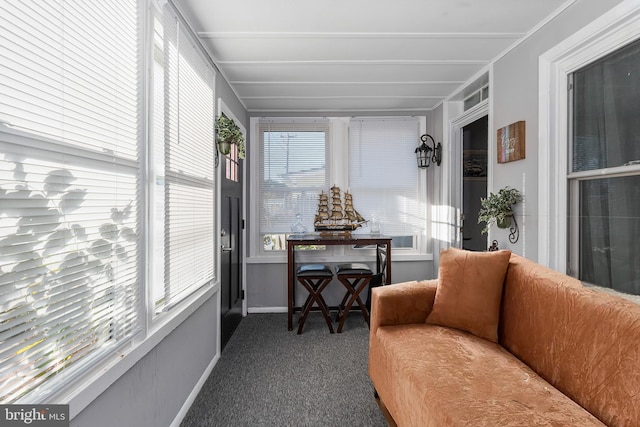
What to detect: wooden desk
<box><xmin>287</xmin><ymin>234</ymin><xmax>392</xmax><ymax>331</ymax></box>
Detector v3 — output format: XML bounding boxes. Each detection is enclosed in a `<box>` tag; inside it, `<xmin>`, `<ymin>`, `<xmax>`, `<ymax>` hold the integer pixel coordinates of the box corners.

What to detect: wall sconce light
<box><xmin>415</xmin><ymin>134</ymin><xmax>442</xmax><ymax>168</ymax></box>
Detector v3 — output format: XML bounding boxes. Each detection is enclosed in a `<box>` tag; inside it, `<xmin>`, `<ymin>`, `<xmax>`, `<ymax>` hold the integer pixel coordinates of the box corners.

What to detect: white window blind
<box><xmin>348</xmin><ymin>118</ymin><xmax>423</xmax><ymax>241</ymax></box>
<box><xmin>154</xmin><ymin>6</ymin><xmax>215</xmax><ymax>311</ymax></box>
<box><xmin>258</xmin><ymin>119</ymin><xmax>329</xmax><ymax>234</ymax></box>
<box><xmin>0</xmin><ymin>0</ymin><xmax>141</xmax><ymax>403</ymax></box>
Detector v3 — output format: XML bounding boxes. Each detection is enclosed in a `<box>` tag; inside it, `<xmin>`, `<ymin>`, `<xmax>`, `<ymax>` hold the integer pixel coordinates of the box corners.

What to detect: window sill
<box><xmin>57</xmin><ymin>282</ymin><xmax>219</xmax><ymax>420</ymax></box>
<box><xmin>247</xmin><ymin>253</ymin><xmax>433</xmax><ymax>264</ymax></box>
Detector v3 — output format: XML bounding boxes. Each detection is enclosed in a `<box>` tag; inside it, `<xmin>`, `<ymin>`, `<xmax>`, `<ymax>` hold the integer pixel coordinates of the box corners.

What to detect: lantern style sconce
<box><xmin>415</xmin><ymin>134</ymin><xmax>442</xmax><ymax>168</ymax></box>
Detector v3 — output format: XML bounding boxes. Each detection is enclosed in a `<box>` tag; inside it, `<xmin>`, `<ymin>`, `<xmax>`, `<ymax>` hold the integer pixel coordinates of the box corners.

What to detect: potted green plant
<box><xmin>478</xmin><ymin>187</ymin><xmax>522</xmax><ymax>234</ymax></box>
<box><xmin>214</xmin><ymin>114</ymin><xmax>245</xmax><ymax>159</ymax></box>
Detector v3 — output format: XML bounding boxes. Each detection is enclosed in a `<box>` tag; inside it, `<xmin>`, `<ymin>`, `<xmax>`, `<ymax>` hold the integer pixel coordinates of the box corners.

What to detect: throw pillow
<box><xmin>426</xmin><ymin>247</ymin><xmax>511</xmax><ymax>342</ymax></box>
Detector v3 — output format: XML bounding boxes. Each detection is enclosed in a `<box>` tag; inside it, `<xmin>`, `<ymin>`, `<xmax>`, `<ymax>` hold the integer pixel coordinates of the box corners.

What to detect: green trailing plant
<box><xmin>214</xmin><ymin>114</ymin><xmax>245</xmax><ymax>159</ymax></box>
<box><xmin>478</xmin><ymin>187</ymin><xmax>522</xmax><ymax>234</ymax></box>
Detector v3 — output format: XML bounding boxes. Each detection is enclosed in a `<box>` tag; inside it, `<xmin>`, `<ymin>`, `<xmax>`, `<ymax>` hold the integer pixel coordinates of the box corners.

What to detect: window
<box><xmin>257</xmin><ymin>119</ymin><xmax>329</xmax><ymax>252</ymax></box>
<box><xmin>226</xmin><ymin>144</ymin><xmax>240</xmax><ymax>182</ymax></box>
<box><xmin>0</xmin><ymin>0</ymin><xmax>141</xmax><ymax>402</ymax></box>
<box><xmin>253</xmin><ymin>116</ymin><xmax>426</xmax><ymax>255</ymax></box>
<box><xmin>538</xmin><ymin>0</ymin><xmax>640</xmax><ymax>277</ymax></box>
<box><xmin>568</xmin><ymin>38</ymin><xmax>640</xmax><ymax>296</ymax></box>
<box><xmin>463</xmin><ymin>84</ymin><xmax>489</xmax><ymax>111</ymax></box>
<box><xmin>348</xmin><ymin>118</ymin><xmax>423</xmax><ymax>249</ymax></box>
<box><xmin>152</xmin><ymin>6</ymin><xmax>216</xmax><ymax>312</ymax></box>
<box><xmin>0</xmin><ymin>0</ymin><xmax>216</xmax><ymax>404</ymax></box>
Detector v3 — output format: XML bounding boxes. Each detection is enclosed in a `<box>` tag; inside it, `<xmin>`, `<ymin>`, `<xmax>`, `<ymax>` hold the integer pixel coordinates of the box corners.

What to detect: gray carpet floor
<box><xmin>180</xmin><ymin>312</ymin><xmax>387</xmax><ymax>427</ymax></box>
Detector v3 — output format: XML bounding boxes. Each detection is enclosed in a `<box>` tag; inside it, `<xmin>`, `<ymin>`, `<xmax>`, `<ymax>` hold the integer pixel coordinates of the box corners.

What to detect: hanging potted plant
<box><xmin>215</xmin><ymin>114</ymin><xmax>245</xmax><ymax>159</ymax></box>
<box><xmin>478</xmin><ymin>187</ymin><xmax>522</xmax><ymax>234</ymax></box>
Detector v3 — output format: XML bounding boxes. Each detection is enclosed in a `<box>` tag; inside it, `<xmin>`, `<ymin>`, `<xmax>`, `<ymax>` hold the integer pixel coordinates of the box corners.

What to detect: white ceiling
<box><xmin>175</xmin><ymin>0</ymin><xmax>572</xmax><ymax>113</ymax></box>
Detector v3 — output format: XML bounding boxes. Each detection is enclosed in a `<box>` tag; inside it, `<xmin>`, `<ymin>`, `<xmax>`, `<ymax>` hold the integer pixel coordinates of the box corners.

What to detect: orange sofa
<box><xmin>369</xmin><ymin>251</ymin><xmax>640</xmax><ymax>426</ymax></box>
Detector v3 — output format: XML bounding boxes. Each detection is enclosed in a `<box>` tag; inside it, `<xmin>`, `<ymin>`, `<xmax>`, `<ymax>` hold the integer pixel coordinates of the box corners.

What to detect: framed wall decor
<box><xmin>497</xmin><ymin>120</ymin><xmax>525</xmax><ymax>163</ymax></box>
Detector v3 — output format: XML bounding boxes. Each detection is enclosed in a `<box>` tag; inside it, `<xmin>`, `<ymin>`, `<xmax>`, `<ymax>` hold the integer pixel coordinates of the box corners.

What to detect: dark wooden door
<box><xmin>462</xmin><ymin>115</ymin><xmax>488</xmax><ymax>251</ymax></box>
<box><xmin>221</xmin><ymin>146</ymin><xmax>243</xmax><ymax>349</ymax></box>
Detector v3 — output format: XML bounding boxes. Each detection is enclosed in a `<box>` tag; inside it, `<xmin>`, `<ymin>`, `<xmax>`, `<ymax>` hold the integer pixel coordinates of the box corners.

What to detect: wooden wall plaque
<box><xmin>497</xmin><ymin>121</ymin><xmax>525</xmax><ymax>163</ymax></box>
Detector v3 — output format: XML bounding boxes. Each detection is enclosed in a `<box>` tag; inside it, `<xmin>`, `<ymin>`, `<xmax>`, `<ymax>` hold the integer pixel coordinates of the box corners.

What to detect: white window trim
<box><xmin>248</xmin><ymin>116</ymin><xmax>331</xmax><ymax>259</ymax></box>
<box><xmin>448</xmin><ymin>98</ymin><xmax>490</xmax><ymax>250</ymax></box>
<box><xmin>538</xmin><ymin>0</ymin><xmax>640</xmax><ymax>272</ymax></box>
<box><xmin>248</xmin><ymin>116</ymin><xmax>430</xmax><ymax>263</ymax></box>
<box><xmin>61</xmin><ymin>284</ymin><xmax>216</xmax><ymax>418</ymax></box>
<box><xmin>344</xmin><ymin>116</ymin><xmax>428</xmax><ymax>257</ymax></box>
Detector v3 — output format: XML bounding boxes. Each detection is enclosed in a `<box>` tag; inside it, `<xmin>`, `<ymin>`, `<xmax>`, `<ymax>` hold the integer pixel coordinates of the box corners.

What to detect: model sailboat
<box><xmin>314</xmin><ymin>185</ymin><xmax>366</xmax><ymax>232</ymax></box>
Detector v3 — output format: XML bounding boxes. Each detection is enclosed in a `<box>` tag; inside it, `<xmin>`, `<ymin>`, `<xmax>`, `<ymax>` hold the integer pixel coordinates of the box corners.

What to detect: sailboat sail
<box><xmin>314</xmin><ymin>186</ymin><xmax>367</xmax><ymax>231</ymax></box>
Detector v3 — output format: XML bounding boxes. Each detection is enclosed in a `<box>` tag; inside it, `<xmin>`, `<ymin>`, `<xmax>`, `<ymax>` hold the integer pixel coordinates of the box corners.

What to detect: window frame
<box><xmin>538</xmin><ymin>0</ymin><xmax>640</xmax><ymax>273</ymax></box>
<box><xmin>150</xmin><ymin>4</ymin><xmax>217</xmax><ymax>315</ymax></box>
<box><xmin>72</xmin><ymin>1</ymin><xmax>220</xmax><ymax>414</ymax></box>
<box><xmin>0</xmin><ymin>0</ymin><xmax>220</xmax><ymax>414</ymax></box>
<box><xmin>248</xmin><ymin>116</ymin><xmax>428</xmax><ymax>262</ymax></box>
<box><xmin>344</xmin><ymin>116</ymin><xmax>426</xmax><ymax>256</ymax></box>
<box><xmin>0</xmin><ymin>0</ymin><xmax>145</xmax><ymax>405</ymax></box>
<box><xmin>251</xmin><ymin>117</ymin><xmax>330</xmax><ymax>257</ymax></box>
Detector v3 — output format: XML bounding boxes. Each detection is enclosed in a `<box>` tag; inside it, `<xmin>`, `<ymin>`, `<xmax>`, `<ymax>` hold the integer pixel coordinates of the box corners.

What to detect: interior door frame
<box><xmin>217</xmin><ymin>98</ymin><xmax>247</xmax><ymax>319</ymax></box>
<box><xmin>449</xmin><ymin>100</ymin><xmax>490</xmax><ymax>248</ymax></box>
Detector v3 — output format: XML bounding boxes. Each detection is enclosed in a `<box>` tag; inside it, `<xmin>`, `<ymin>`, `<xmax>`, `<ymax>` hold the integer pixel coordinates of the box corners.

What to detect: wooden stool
<box><xmin>296</xmin><ymin>264</ymin><xmax>334</xmax><ymax>334</ymax></box>
<box><xmin>335</xmin><ymin>263</ymin><xmax>373</xmax><ymax>333</ymax></box>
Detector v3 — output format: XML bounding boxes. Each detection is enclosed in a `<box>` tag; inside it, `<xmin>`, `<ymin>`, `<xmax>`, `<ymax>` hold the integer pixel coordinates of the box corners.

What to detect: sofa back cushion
<box><xmin>500</xmin><ymin>255</ymin><xmax>640</xmax><ymax>427</ymax></box>
<box><xmin>426</xmin><ymin>247</ymin><xmax>511</xmax><ymax>342</ymax></box>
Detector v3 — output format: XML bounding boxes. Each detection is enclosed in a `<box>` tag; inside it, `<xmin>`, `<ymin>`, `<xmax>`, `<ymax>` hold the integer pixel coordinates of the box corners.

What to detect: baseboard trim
<box><xmin>247</xmin><ymin>307</ymin><xmax>287</xmax><ymax>313</ymax></box>
<box><xmin>170</xmin><ymin>353</ymin><xmax>220</xmax><ymax>427</ymax></box>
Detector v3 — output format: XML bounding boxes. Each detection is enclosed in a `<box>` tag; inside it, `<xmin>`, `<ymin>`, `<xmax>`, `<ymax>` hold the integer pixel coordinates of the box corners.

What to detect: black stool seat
<box><xmin>336</xmin><ymin>263</ymin><xmax>373</xmax><ymax>275</ymax></box>
<box><xmin>295</xmin><ymin>264</ymin><xmax>334</xmax><ymax>334</ymax></box>
<box><xmin>335</xmin><ymin>263</ymin><xmax>373</xmax><ymax>333</ymax></box>
<box><xmin>297</xmin><ymin>264</ymin><xmax>333</xmax><ymax>277</ymax></box>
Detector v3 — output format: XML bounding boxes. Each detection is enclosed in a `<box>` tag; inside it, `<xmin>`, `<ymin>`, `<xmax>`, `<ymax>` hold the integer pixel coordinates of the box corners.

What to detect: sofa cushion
<box><xmin>500</xmin><ymin>255</ymin><xmax>640</xmax><ymax>427</ymax></box>
<box><xmin>370</xmin><ymin>323</ymin><xmax>605</xmax><ymax>427</ymax></box>
<box><xmin>426</xmin><ymin>247</ymin><xmax>511</xmax><ymax>342</ymax></box>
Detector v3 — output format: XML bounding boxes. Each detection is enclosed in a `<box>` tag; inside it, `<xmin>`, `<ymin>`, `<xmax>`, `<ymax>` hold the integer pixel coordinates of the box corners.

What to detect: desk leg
<box><xmin>386</xmin><ymin>243</ymin><xmax>392</xmax><ymax>285</ymax></box>
<box><xmin>375</xmin><ymin>243</ymin><xmax>392</xmax><ymax>286</ymax></box>
<box><xmin>287</xmin><ymin>242</ymin><xmax>294</xmax><ymax>331</ymax></box>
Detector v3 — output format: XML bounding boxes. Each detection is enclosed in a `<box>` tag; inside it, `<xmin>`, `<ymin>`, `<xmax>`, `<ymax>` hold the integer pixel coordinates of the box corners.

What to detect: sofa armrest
<box><xmin>370</xmin><ymin>279</ymin><xmax>438</xmax><ymax>335</ymax></box>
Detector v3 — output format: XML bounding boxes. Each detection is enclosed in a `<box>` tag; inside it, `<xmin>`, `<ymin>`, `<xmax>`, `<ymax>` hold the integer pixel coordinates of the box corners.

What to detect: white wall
<box><xmin>71</xmin><ymin>296</ymin><xmax>218</xmax><ymax>427</ymax></box>
<box><xmin>246</xmin><ymin>261</ymin><xmax>432</xmax><ymax>311</ymax></box>
<box><xmin>490</xmin><ymin>0</ymin><xmax>624</xmax><ymax>260</ymax></box>
<box><xmin>428</xmin><ymin>104</ymin><xmax>446</xmax><ymax>266</ymax></box>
